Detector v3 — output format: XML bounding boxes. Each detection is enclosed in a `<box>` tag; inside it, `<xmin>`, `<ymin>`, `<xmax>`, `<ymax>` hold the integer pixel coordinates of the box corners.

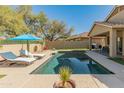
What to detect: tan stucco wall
<box><xmin>117</xmin><ymin>31</ymin><xmax>123</xmax><ymax>37</ymax></box>
<box><xmin>122</xmin><ymin>31</ymin><xmax>124</xmax><ymax>55</ymax></box>
<box><xmin>0</xmin><ymin>44</ymin><xmax>43</xmax><ymax>56</ymax></box>
<box><xmin>46</xmin><ymin>39</ymin><xmax>105</xmax><ymax>49</ymax></box>
<box><xmin>108</xmin><ymin>10</ymin><xmax>124</xmax><ymax>23</ymax></box>
<box><xmin>92</xmin><ymin>38</ymin><xmax>106</xmax><ymax>46</ymax></box>
<box><xmin>46</xmin><ymin>40</ymin><xmax>89</xmax><ymax>49</ymax></box>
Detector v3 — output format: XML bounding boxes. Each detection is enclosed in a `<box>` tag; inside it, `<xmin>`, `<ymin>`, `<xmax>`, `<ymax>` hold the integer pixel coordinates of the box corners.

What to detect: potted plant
<box><xmin>53</xmin><ymin>66</ymin><xmax>76</xmax><ymax>88</ymax></box>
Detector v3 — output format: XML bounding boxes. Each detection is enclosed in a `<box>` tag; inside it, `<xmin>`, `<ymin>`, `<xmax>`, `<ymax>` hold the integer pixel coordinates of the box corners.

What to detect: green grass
<box><xmin>109</xmin><ymin>57</ymin><xmax>124</xmax><ymax>65</ymax></box>
<box><xmin>0</xmin><ymin>75</ymin><xmax>6</xmax><ymax>79</ymax></box>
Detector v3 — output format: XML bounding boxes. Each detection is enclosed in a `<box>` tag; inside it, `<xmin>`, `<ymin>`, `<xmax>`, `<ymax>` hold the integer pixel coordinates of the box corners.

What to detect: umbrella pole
<box><xmin>22</xmin><ymin>44</ymin><xmax>23</xmax><ymax>50</ymax></box>
<box><xmin>27</xmin><ymin>40</ymin><xmax>30</xmax><ymax>52</ymax></box>
<box><xmin>22</xmin><ymin>41</ymin><xmax>23</xmax><ymax>50</ymax></box>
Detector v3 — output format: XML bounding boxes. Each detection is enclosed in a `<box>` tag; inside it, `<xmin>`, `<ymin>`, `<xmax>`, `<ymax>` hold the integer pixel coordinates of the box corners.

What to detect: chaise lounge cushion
<box><xmin>0</xmin><ymin>51</ymin><xmax>36</xmax><ymax>63</ymax></box>
<box><xmin>8</xmin><ymin>57</ymin><xmax>36</xmax><ymax>63</ymax></box>
<box><xmin>20</xmin><ymin>50</ymin><xmax>45</xmax><ymax>58</ymax></box>
<box><xmin>0</xmin><ymin>52</ymin><xmax>17</xmax><ymax>59</ymax></box>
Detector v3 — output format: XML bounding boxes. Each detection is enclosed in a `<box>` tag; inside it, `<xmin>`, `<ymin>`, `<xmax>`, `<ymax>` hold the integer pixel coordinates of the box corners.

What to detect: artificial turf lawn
<box><xmin>109</xmin><ymin>57</ymin><xmax>124</xmax><ymax>65</ymax></box>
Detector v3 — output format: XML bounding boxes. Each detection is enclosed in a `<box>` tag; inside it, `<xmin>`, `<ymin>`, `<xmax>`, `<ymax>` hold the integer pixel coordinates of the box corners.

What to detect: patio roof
<box><xmin>88</xmin><ymin>21</ymin><xmax>124</xmax><ymax>37</ymax></box>
<box><xmin>95</xmin><ymin>22</ymin><xmax>124</xmax><ymax>28</ymax></box>
<box><xmin>66</xmin><ymin>32</ymin><xmax>89</xmax><ymax>40</ymax></box>
<box><xmin>67</xmin><ymin>32</ymin><xmax>105</xmax><ymax>40</ymax></box>
<box><xmin>89</xmin><ymin>5</ymin><xmax>124</xmax><ymax>37</ymax></box>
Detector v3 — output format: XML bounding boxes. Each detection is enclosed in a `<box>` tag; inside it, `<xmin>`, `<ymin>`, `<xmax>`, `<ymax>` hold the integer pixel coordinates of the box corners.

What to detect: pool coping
<box><xmin>1</xmin><ymin>50</ymin><xmax>124</xmax><ymax>87</ymax></box>
<box><xmin>85</xmin><ymin>51</ymin><xmax>124</xmax><ymax>75</ymax></box>
<box><xmin>85</xmin><ymin>51</ymin><xmax>124</xmax><ymax>87</ymax></box>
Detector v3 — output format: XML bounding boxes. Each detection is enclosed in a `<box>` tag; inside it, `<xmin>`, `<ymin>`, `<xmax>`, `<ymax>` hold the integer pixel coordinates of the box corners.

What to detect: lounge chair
<box><xmin>0</xmin><ymin>51</ymin><xmax>36</xmax><ymax>65</ymax></box>
<box><xmin>20</xmin><ymin>50</ymin><xmax>45</xmax><ymax>59</ymax></box>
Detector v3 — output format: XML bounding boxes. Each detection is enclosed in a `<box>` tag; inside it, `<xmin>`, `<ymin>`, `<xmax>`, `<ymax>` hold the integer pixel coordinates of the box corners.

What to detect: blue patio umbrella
<box><xmin>9</xmin><ymin>34</ymin><xmax>41</xmax><ymax>51</ymax></box>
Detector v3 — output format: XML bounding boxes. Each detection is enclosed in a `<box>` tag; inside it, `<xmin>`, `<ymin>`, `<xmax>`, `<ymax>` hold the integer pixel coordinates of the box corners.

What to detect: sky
<box><xmin>32</xmin><ymin>5</ymin><xmax>114</xmax><ymax>35</ymax></box>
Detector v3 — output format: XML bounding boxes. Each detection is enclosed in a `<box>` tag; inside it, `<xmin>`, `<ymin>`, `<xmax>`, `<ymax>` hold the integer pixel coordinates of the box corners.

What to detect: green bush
<box><xmin>59</xmin><ymin>66</ymin><xmax>72</xmax><ymax>87</ymax></box>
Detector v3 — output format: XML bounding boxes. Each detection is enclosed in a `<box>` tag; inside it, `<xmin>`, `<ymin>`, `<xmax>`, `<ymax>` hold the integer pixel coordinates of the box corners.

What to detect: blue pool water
<box><xmin>32</xmin><ymin>51</ymin><xmax>113</xmax><ymax>74</ymax></box>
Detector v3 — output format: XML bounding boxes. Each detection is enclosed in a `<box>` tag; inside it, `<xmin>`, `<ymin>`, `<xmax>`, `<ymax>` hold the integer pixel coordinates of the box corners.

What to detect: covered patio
<box><xmin>88</xmin><ymin>22</ymin><xmax>124</xmax><ymax>57</ymax></box>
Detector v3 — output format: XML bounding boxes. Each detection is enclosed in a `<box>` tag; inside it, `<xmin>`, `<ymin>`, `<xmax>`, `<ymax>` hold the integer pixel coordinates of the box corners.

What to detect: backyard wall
<box><xmin>92</xmin><ymin>38</ymin><xmax>106</xmax><ymax>46</ymax></box>
<box><xmin>0</xmin><ymin>44</ymin><xmax>43</xmax><ymax>56</ymax></box>
<box><xmin>46</xmin><ymin>38</ymin><xmax>105</xmax><ymax>49</ymax></box>
<box><xmin>46</xmin><ymin>40</ymin><xmax>89</xmax><ymax>49</ymax></box>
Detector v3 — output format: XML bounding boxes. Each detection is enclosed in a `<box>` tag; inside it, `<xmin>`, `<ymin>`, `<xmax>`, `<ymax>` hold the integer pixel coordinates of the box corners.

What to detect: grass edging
<box><xmin>109</xmin><ymin>57</ymin><xmax>124</xmax><ymax>65</ymax></box>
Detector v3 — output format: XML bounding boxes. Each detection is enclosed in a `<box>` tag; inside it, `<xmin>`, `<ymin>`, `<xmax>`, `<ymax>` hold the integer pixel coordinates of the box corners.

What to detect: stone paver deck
<box><xmin>86</xmin><ymin>51</ymin><xmax>124</xmax><ymax>88</ymax></box>
<box><xmin>22</xmin><ymin>75</ymin><xmax>105</xmax><ymax>88</ymax></box>
<box><xmin>1</xmin><ymin>50</ymin><xmax>124</xmax><ymax>88</ymax></box>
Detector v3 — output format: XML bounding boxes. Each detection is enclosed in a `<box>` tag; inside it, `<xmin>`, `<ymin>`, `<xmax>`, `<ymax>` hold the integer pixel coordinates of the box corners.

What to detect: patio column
<box><xmin>109</xmin><ymin>29</ymin><xmax>117</xmax><ymax>57</ymax></box>
<box><xmin>122</xmin><ymin>31</ymin><xmax>124</xmax><ymax>56</ymax></box>
<box><xmin>89</xmin><ymin>37</ymin><xmax>92</xmax><ymax>51</ymax></box>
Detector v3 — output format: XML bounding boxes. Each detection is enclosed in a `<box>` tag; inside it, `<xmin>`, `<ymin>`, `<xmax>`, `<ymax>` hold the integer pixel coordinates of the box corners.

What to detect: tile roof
<box><xmin>67</xmin><ymin>32</ymin><xmax>105</xmax><ymax>40</ymax></box>
<box><xmin>67</xmin><ymin>32</ymin><xmax>89</xmax><ymax>40</ymax></box>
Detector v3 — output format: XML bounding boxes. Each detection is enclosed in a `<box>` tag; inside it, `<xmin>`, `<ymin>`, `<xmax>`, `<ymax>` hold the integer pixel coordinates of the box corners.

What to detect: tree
<box><xmin>0</xmin><ymin>6</ymin><xmax>29</xmax><ymax>37</ymax></box>
<box><xmin>15</xmin><ymin>5</ymin><xmax>33</xmax><ymax>33</ymax></box>
<box><xmin>15</xmin><ymin>5</ymin><xmax>32</xmax><ymax>15</ymax></box>
<box><xmin>40</xmin><ymin>20</ymin><xmax>74</xmax><ymax>41</ymax></box>
<box><xmin>0</xmin><ymin>5</ymin><xmax>74</xmax><ymax>40</ymax></box>
<box><xmin>15</xmin><ymin>6</ymin><xmax>74</xmax><ymax>40</ymax></box>
<box><xmin>16</xmin><ymin>6</ymin><xmax>48</xmax><ymax>35</ymax></box>
<box><xmin>30</xmin><ymin>12</ymin><xmax>48</xmax><ymax>35</ymax></box>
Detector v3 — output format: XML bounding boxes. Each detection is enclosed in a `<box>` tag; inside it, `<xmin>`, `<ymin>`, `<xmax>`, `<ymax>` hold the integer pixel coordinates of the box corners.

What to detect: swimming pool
<box><xmin>32</xmin><ymin>51</ymin><xmax>113</xmax><ymax>74</ymax></box>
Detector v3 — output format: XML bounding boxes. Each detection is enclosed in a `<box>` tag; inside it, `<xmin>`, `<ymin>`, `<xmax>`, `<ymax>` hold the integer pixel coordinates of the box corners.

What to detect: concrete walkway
<box><xmin>1</xmin><ymin>50</ymin><xmax>124</xmax><ymax>88</ymax></box>
<box><xmin>86</xmin><ymin>51</ymin><xmax>124</xmax><ymax>88</ymax></box>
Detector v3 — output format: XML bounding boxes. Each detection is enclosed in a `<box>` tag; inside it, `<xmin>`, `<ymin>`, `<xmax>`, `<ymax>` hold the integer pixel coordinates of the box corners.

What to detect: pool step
<box><xmin>68</xmin><ymin>58</ymin><xmax>91</xmax><ymax>74</ymax></box>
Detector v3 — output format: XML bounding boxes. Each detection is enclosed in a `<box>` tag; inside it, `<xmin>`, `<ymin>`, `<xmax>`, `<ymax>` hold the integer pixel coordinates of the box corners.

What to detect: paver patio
<box><xmin>1</xmin><ymin>50</ymin><xmax>124</xmax><ymax>88</ymax></box>
<box><xmin>86</xmin><ymin>51</ymin><xmax>124</xmax><ymax>87</ymax></box>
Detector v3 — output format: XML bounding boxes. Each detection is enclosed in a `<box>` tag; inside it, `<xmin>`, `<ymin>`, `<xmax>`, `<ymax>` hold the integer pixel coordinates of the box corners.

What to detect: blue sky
<box><xmin>32</xmin><ymin>5</ymin><xmax>114</xmax><ymax>35</ymax></box>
